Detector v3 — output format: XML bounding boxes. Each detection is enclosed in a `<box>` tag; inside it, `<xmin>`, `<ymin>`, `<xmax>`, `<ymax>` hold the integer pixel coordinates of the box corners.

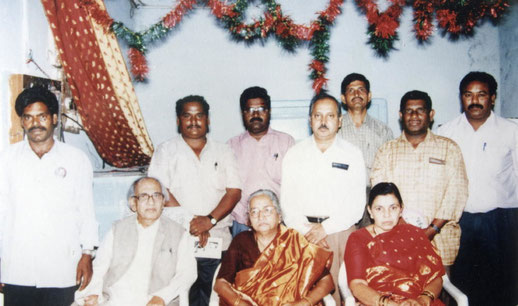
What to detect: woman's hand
<box><xmin>398</xmin><ymin>298</ymin><xmax>425</xmax><ymax>306</ymax></box>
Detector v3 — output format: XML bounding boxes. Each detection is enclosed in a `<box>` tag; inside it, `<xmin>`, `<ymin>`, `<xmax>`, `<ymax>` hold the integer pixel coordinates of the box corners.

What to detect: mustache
<box><xmin>249</xmin><ymin>117</ymin><xmax>263</xmax><ymax>123</ymax></box>
<box><xmin>28</xmin><ymin>127</ymin><xmax>47</xmax><ymax>133</ymax></box>
<box><xmin>318</xmin><ymin>124</ymin><xmax>328</xmax><ymax>130</ymax></box>
<box><xmin>468</xmin><ymin>104</ymin><xmax>484</xmax><ymax>110</ymax></box>
<box><xmin>187</xmin><ymin>124</ymin><xmax>201</xmax><ymax>129</ymax></box>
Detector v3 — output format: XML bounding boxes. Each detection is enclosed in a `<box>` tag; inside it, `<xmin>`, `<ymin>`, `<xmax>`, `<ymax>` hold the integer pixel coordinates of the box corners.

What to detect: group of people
<box><xmin>0</xmin><ymin>71</ymin><xmax>516</xmax><ymax>306</ymax></box>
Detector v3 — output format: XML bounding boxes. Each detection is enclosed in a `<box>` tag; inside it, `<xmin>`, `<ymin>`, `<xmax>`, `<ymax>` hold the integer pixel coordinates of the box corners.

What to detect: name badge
<box><xmin>429</xmin><ymin>157</ymin><xmax>445</xmax><ymax>165</ymax></box>
<box><xmin>332</xmin><ymin>162</ymin><xmax>349</xmax><ymax>170</ymax></box>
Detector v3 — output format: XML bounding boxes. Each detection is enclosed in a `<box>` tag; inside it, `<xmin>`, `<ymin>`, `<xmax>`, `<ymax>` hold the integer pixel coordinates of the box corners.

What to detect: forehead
<box><xmin>464</xmin><ymin>80</ymin><xmax>490</xmax><ymax>92</ymax></box>
<box><xmin>249</xmin><ymin>194</ymin><xmax>273</xmax><ymax>208</ymax></box>
<box><xmin>181</xmin><ymin>101</ymin><xmax>204</xmax><ymax>114</ymax></box>
<box><xmin>372</xmin><ymin>194</ymin><xmax>400</xmax><ymax>206</ymax></box>
<box><xmin>135</xmin><ymin>178</ymin><xmax>161</xmax><ymax>193</ymax></box>
<box><xmin>312</xmin><ymin>98</ymin><xmax>338</xmax><ymax>114</ymax></box>
<box><xmin>403</xmin><ymin>99</ymin><xmax>426</xmax><ymax>109</ymax></box>
<box><xmin>23</xmin><ymin>101</ymin><xmax>50</xmax><ymax>114</ymax></box>
<box><xmin>346</xmin><ymin>80</ymin><xmax>367</xmax><ymax>89</ymax></box>
<box><xmin>245</xmin><ymin>98</ymin><xmax>266</xmax><ymax>108</ymax></box>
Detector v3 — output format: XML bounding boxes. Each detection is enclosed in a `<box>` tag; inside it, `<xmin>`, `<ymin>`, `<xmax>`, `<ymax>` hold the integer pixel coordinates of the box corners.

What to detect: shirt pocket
<box><xmin>209</xmin><ymin>161</ymin><xmax>227</xmax><ymax>191</ymax></box>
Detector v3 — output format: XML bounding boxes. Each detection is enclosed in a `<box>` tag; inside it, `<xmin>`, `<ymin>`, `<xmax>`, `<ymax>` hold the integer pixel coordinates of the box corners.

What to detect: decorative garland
<box><xmin>80</xmin><ymin>0</ymin><xmax>510</xmax><ymax>92</ymax></box>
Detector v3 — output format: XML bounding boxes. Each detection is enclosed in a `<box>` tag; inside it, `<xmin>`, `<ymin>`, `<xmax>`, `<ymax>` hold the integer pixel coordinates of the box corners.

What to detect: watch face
<box><xmin>211</xmin><ymin>218</ymin><xmax>217</xmax><ymax>225</ymax></box>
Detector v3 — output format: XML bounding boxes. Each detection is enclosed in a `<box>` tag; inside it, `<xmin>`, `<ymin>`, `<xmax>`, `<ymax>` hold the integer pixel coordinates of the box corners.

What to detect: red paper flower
<box><xmin>128</xmin><ymin>48</ymin><xmax>148</xmax><ymax>81</ymax></box>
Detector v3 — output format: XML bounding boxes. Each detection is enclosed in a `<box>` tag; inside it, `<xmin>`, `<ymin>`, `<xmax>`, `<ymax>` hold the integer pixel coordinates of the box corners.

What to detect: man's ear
<box><xmin>52</xmin><ymin>114</ymin><xmax>58</xmax><ymax>125</ymax></box>
<box><xmin>429</xmin><ymin>109</ymin><xmax>435</xmax><ymax>122</ymax></box>
<box><xmin>129</xmin><ymin>197</ymin><xmax>137</xmax><ymax>212</ymax></box>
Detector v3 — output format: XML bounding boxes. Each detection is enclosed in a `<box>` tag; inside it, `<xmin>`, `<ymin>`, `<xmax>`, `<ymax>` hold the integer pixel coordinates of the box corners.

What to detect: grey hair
<box><xmin>248</xmin><ymin>189</ymin><xmax>282</xmax><ymax>215</ymax></box>
<box><xmin>127</xmin><ymin>176</ymin><xmax>169</xmax><ymax>207</ymax></box>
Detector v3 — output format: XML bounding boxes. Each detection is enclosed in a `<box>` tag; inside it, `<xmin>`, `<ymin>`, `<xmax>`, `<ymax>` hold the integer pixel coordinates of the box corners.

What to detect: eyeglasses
<box><xmin>133</xmin><ymin>192</ymin><xmax>164</xmax><ymax>203</ymax></box>
<box><xmin>402</xmin><ymin>108</ymin><xmax>427</xmax><ymax>115</ymax></box>
<box><xmin>244</xmin><ymin>106</ymin><xmax>268</xmax><ymax>113</ymax></box>
<box><xmin>249</xmin><ymin>206</ymin><xmax>277</xmax><ymax>218</ymax></box>
<box><xmin>21</xmin><ymin>113</ymin><xmax>50</xmax><ymax>124</ymax></box>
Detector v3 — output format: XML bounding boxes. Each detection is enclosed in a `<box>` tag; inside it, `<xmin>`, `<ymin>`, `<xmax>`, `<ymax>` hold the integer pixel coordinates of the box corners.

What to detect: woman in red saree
<box><xmin>345</xmin><ymin>183</ymin><xmax>445</xmax><ymax>306</ymax></box>
<box><xmin>214</xmin><ymin>189</ymin><xmax>334</xmax><ymax>306</ymax></box>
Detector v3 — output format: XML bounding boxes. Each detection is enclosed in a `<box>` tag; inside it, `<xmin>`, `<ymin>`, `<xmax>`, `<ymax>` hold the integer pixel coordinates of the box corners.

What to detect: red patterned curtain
<box><xmin>41</xmin><ymin>0</ymin><xmax>153</xmax><ymax>167</ymax></box>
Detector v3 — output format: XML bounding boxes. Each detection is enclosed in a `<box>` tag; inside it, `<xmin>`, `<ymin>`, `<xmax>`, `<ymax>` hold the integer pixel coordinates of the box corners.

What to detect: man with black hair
<box><xmin>281</xmin><ymin>92</ymin><xmax>366</xmax><ymax>304</ymax></box>
<box><xmin>227</xmin><ymin>86</ymin><xmax>294</xmax><ymax>236</ymax></box>
<box><xmin>338</xmin><ymin>73</ymin><xmax>393</xmax><ymax>184</ymax></box>
<box><xmin>371</xmin><ymin>90</ymin><xmax>468</xmax><ymax>271</ymax></box>
<box><xmin>148</xmin><ymin>95</ymin><xmax>241</xmax><ymax>306</ymax></box>
<box><xmin>0</xmin><ymin>86</ymin><xmax>98</xmax><ymax>305</ymax></box>
<box><xmin>437</xmin><ymin>72</ymin><xmax>518</xmax><ymax>306</ymax></box>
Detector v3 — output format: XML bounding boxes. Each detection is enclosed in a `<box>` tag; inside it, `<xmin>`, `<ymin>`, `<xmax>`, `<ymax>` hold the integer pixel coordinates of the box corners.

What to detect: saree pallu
<box><xmin>234</xmin><ymin>226</ymin><xmax>333</xmax><ymax>305</ymax></box>
<box><xmin>346</xmin><ymin>224</ymin><xmax>445</xmax><ymax>305</ymax></box>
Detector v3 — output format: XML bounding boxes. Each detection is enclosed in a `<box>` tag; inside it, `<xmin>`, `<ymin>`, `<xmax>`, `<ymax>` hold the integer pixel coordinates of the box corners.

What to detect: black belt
<box><xmin>307</xmin><ymin>216</ymin><xmax>329</xmax><ymax>223</ymax></box>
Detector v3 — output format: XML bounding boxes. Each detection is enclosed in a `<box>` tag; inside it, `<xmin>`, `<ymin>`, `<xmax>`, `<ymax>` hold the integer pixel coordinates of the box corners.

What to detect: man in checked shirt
<box><xmin>371</xmin><ymin>90</ymin><xmax>468</xmax><ymax>273</ymax></box>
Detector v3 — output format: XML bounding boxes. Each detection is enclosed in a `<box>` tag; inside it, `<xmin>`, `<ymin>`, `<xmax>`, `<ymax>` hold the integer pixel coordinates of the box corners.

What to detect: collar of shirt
<box><xmin>243</xmin><ymin>127</ymin><xmax>274</xmax><ymax>144</ymax></box>
<box><xmin>399</xmin><ymin>129</ymin><xmax>436</xmax><ymax>149</ymax></box>
<box><xmin>310</xmin><ymin>134</ymin><xmax>339</xmax><ymax>154</ymax></box>
<box><xmin>342</xmin><ymin>112</ymin><xmax>372</xmax><ymax>129</ymax></box>
<box><xmin>22</xmin><ymin>137</ymin><xmax>59</xmax><ymax>159</ymax></box>
<box><xmin>178</xmin><ymin>136</ymin><xmax>213</xmax><ymax>161</ymax></box>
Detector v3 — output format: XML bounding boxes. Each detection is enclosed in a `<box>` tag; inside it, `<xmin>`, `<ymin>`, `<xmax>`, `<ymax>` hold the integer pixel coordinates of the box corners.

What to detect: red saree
<box><xmin>231</xmin><ymin>225</ymin><xmax>333</xmax><ymax>305</ymax></box>
<box><xmin>345</xmin><ymin>224</ymin><xmax>445</xmax><ymax>305</ymax></box>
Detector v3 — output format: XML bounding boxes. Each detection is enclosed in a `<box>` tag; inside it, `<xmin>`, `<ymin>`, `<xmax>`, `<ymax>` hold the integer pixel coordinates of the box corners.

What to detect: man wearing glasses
<box><xmin>227</xmin><ymin>86</ymin><xmax>294</xmax><ymax>237</ymax></box>
<box><xmin>75</xmin><ymin>177</ymin><xmax>196</xmax><ymax>306</ymax></box>
<box><xmin>0</xmin><ymin>86</ymin><xmax>98</xmax><ymax>305</ymax></box>
<box><xmin>371</xmin><ymin>90</ymin><xmax>468</xmax><ymax>272</ymax></box>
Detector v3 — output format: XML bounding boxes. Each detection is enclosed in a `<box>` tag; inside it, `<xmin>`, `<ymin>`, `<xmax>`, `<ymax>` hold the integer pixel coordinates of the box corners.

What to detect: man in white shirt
<box><xmin>281</xmin><ymin>92</ymin><xmax>366</xmax><ymax>304</ymax></box>
<box><xmin>148</xmin><ymin>95</ymin><xmax>241</xmax><ymax>306</ymax></box>
<box><xmin>436</xmin><ymin>71</ymin><xmax>518</xmax><ymax>306</ymax></box>
<box><xmin>0</xmin><ymin>86</ymin><xmax>98</xmax><ymax>305</ymax></box>
<box><xmin>75</xmin><ymin>177</ymin><xmax>196</xmax><ymax>306</ymax></box>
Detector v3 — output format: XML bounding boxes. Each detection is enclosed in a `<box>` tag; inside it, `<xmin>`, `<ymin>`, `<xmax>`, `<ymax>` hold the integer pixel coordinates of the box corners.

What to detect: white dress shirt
<box><xmin>281</xmin><ymin>135</ymin><xmax>366</xmax><ymax>235</ymax></box>
<box><xmin>0</xmin><ymin>139</ymin><xmax>98</xmax><ymax>287</ymax></box>
<box><xmin>436</xmin><ymin>112</ymin><xmax>518</xmax><ymax>213</ymax></box>
<box><xmin>148</xmin><ymin>136</ymin><xmax>241</xmax><ymax>249</ymax></box>
<box><xmin>75</xmin><ymin>219</ymin><xmax>196</xmax><ymax>305</ymax></box>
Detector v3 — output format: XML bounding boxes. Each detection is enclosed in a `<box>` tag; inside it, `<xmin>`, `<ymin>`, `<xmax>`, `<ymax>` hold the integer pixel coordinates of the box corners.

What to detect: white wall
<box><xmin>499</xmin><ymin>0</ymin><xmax>518</xmax><ymax>118</ymax></box>
<box><xmin>0</xmin><ymin>0</ymin><xmax>512</xmax><ymax>164</ymax></box>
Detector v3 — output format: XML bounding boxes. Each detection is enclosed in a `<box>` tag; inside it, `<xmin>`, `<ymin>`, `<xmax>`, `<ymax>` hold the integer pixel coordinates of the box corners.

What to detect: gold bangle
<box><xmin>233</xmin><ymin>293</ymin><xmax>242</xmax><ymax>306</ymax></box>
<box><xmin>302</xmin><ymin>296</ymin><xmax>312</xmax><ymax>306</ymax></box>
<box><xmin>378</xmin><ymin>294</ymin><xmax>391</xmax><ymax>306</ymax></box>
<box><xmin>420</xmin><ymin>290</ymin><xmax>435</xmax><ymax>301</ymax></box>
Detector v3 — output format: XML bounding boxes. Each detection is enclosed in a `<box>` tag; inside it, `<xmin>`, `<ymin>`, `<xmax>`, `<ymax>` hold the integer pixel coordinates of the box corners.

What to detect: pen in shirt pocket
<box><xmin>273</xmin><ymin>153</ymin><xmax>279</xmax><ymax>160</ymax></box>
<box><xmin>483</xmin><ymin>142</ymin><xmax>487</xmax><ymax>151</ymax></box>
<box><xmin>214</xmin><ymin>162</ymin><xmax>218</xmax><ymax>170</ymax></box>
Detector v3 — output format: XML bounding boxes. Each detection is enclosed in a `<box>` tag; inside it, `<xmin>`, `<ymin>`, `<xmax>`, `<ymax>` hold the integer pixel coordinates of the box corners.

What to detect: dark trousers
<box><xmin>3</xmin><ymin>284</ymin><xmax>77</xmax><ymax>306</ymax></box>
<box><xmin>451</xmin><ymin>208</ymin><xmax>518</xmax><ymax>306</ymax></box>
<box><xmin>189</xmin><ymin>257</ymin><xmax>222</xmax><ymax>306</ymax></box>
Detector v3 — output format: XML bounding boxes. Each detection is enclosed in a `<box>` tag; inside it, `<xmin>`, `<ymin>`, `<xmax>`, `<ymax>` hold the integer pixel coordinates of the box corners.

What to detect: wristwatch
<box><xmin>207</xmin><ymin>214</ymin><xmax>218</xmax><ymax>226</ymax></box>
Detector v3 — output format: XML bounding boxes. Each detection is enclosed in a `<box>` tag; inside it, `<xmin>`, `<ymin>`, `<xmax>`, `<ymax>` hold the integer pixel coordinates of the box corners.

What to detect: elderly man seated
<box><xmin>75</xmin><ymin>177</ymin><xmax>197</xmax><ymax>306</ymax></box>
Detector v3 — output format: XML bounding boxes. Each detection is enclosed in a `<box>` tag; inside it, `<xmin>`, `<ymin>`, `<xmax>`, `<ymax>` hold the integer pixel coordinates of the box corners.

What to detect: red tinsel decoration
<box><xmin>128</xmin><ymin>48</ymin><xmax>149</xmax><ymax>81</ymax></box>
<box><xmin>208</xmin><ymin>0</ymin><xmax>237</xmax><ymax>18</ymax></box>
<box><xmin>163</xmin><ymin>0</ymin><xmax>196</xmax><ymax>28</ymax></box>
<box><xmin>312</xmin><ymin>76</ymin><xmax>328</xmax><ymax>94</ymax></box>
<box><xmin>80</xmin><ymin>0</ymin><xmax>114</xmax><ymax>31</ymax></box>
<box><xmin>310</xmin><ymin>60</ymin><xmax>325</xmax><ymax>73</ymax></box>
<box><xmin>436</xmin><ymin>9</ymin><xmax>462</xmax><ymax>33</ymax></box>
<box><xmin>413</xmin><ymin>0</ymin><xmax>434</xmax><ymax>40</ymax></box>
<box><xmin>357</xmin><ymin>0</ymin><xmax>405</xmax><ymax>39</ymax></box>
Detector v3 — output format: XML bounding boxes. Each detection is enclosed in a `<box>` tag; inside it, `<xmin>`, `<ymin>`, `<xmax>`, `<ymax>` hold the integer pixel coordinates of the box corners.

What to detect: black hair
<box><xmin>239</xmin><ymin>86</ymin><xmax>271</xmax><ymax>111</ymax></box>
<box><xmin>175</xmin><ymin>95</ymin><xmax>210</xmax><ymax>117</ymax></box>
<box><xmin>368</xmin><ymin>182</ymin><xmax>404</xmax><ymax>209</ymax></box>
<box><xmin>400</xmin><ymin>90</ymin><xmax>432</xmax><ymax>113</ymax></box>
<box><xmin>340</xmin><ymin>73</ymin><xmax>370</xmax><ymax>95</ymax></box>
<box><xmin>459</xmin><ymin>71</ymin><xmax>497</xmax><ymax>97</ymax></box>
<box><xmin>309</xmin><ymin>91</ymin><xmax>342</xmax><ymax>116</ymax></box>
<box><xmin>15</xmin><ymin>86</ymin><xmax>59</xmax><ymax>116</ymax></box>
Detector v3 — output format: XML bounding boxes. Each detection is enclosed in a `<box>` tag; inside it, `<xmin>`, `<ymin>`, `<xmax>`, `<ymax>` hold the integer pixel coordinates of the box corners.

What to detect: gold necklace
<box><xmin>372</xmin><ymin>226</ymin><xmax>378</xmax><ymax>236</ymax></box>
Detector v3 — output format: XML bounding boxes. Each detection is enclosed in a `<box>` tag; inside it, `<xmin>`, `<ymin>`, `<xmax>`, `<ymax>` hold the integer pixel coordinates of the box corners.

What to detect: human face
<box><xmin>243</xmin><ymin>98</ymin><xmax>270</xmax><ymax>136</ymax></box>
<box><xmin>21</xmin><ymin>102</ymin><xmax>57</xmax><ymax>144</ymax></box>
<box><xmin>310</xmin><ymin>98</ymin><xmax>342</xmax><ymax>142</ymax></box>
<box><xmin>341</xmin><ymin>80</ymin><xmax>372</xmax><ymax>112</ymax></box>
<box><xmin>248</xmin><ymin>194</ymin><xmax>280</xmax><ymax>235</ymax></box>
<box><xmin>461</xmin><ymin>80</ymin><xmax>495</xmax><ymax>124</ymax></box>
<box><xmin>177</xmin><ymin>101</ymin><xmax>209</xmax><ymax>140</ymax></box>
<box><xmin>368</xmin><ymin>193</ymin><xmax>402</xmax><ymax>234</ymax></box>
<box><xmin>132</xmin><ymin>178</ymin><xmax>165</xmax><ymax>226</ymax></box>
<box><xmin>400</xmin><ymin>99</ymin><xmax>434</xmax><ymax>137</ymax></box>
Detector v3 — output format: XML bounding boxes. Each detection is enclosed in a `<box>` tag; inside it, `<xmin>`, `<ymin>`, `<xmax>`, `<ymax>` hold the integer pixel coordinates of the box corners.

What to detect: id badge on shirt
<box><xmin>189</xmin><ymin>236</ymin><xmax>223</xmax><ymax>259</ymax></box>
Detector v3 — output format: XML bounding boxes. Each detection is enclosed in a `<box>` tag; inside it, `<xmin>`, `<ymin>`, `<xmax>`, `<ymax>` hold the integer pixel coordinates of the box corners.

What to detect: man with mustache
<box><xmin>227</xmin><ymin>86</ymin><xmax>294</xmax><ymax>236</ymax></box>
<box><xmin>436</xmin><ymin>72</ymin><xmax>518</xmax><ymax>306</ymax></box>
<box><xmin>371</xmin><ymin>90</ymin><xmax>468</xmax><ymax>273</ymax></box>
<box><xmin>281</xmin><ymin>92</ymin><xmax>366</xmax><ymax>304</ymax></box>
<box><xmin>338</xmin><ymin>73</ymin><xmax>393</xmax><ymax>187</ymax></box>
<box><xmin>0</xmin><ymin>86</ymin><xmax>98</xmax><ymax>305</ymax></box>
<box><xmin>148</xmin><ymin>95</ymin><xmax>241</xmax><ymax>306</ymax></box>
